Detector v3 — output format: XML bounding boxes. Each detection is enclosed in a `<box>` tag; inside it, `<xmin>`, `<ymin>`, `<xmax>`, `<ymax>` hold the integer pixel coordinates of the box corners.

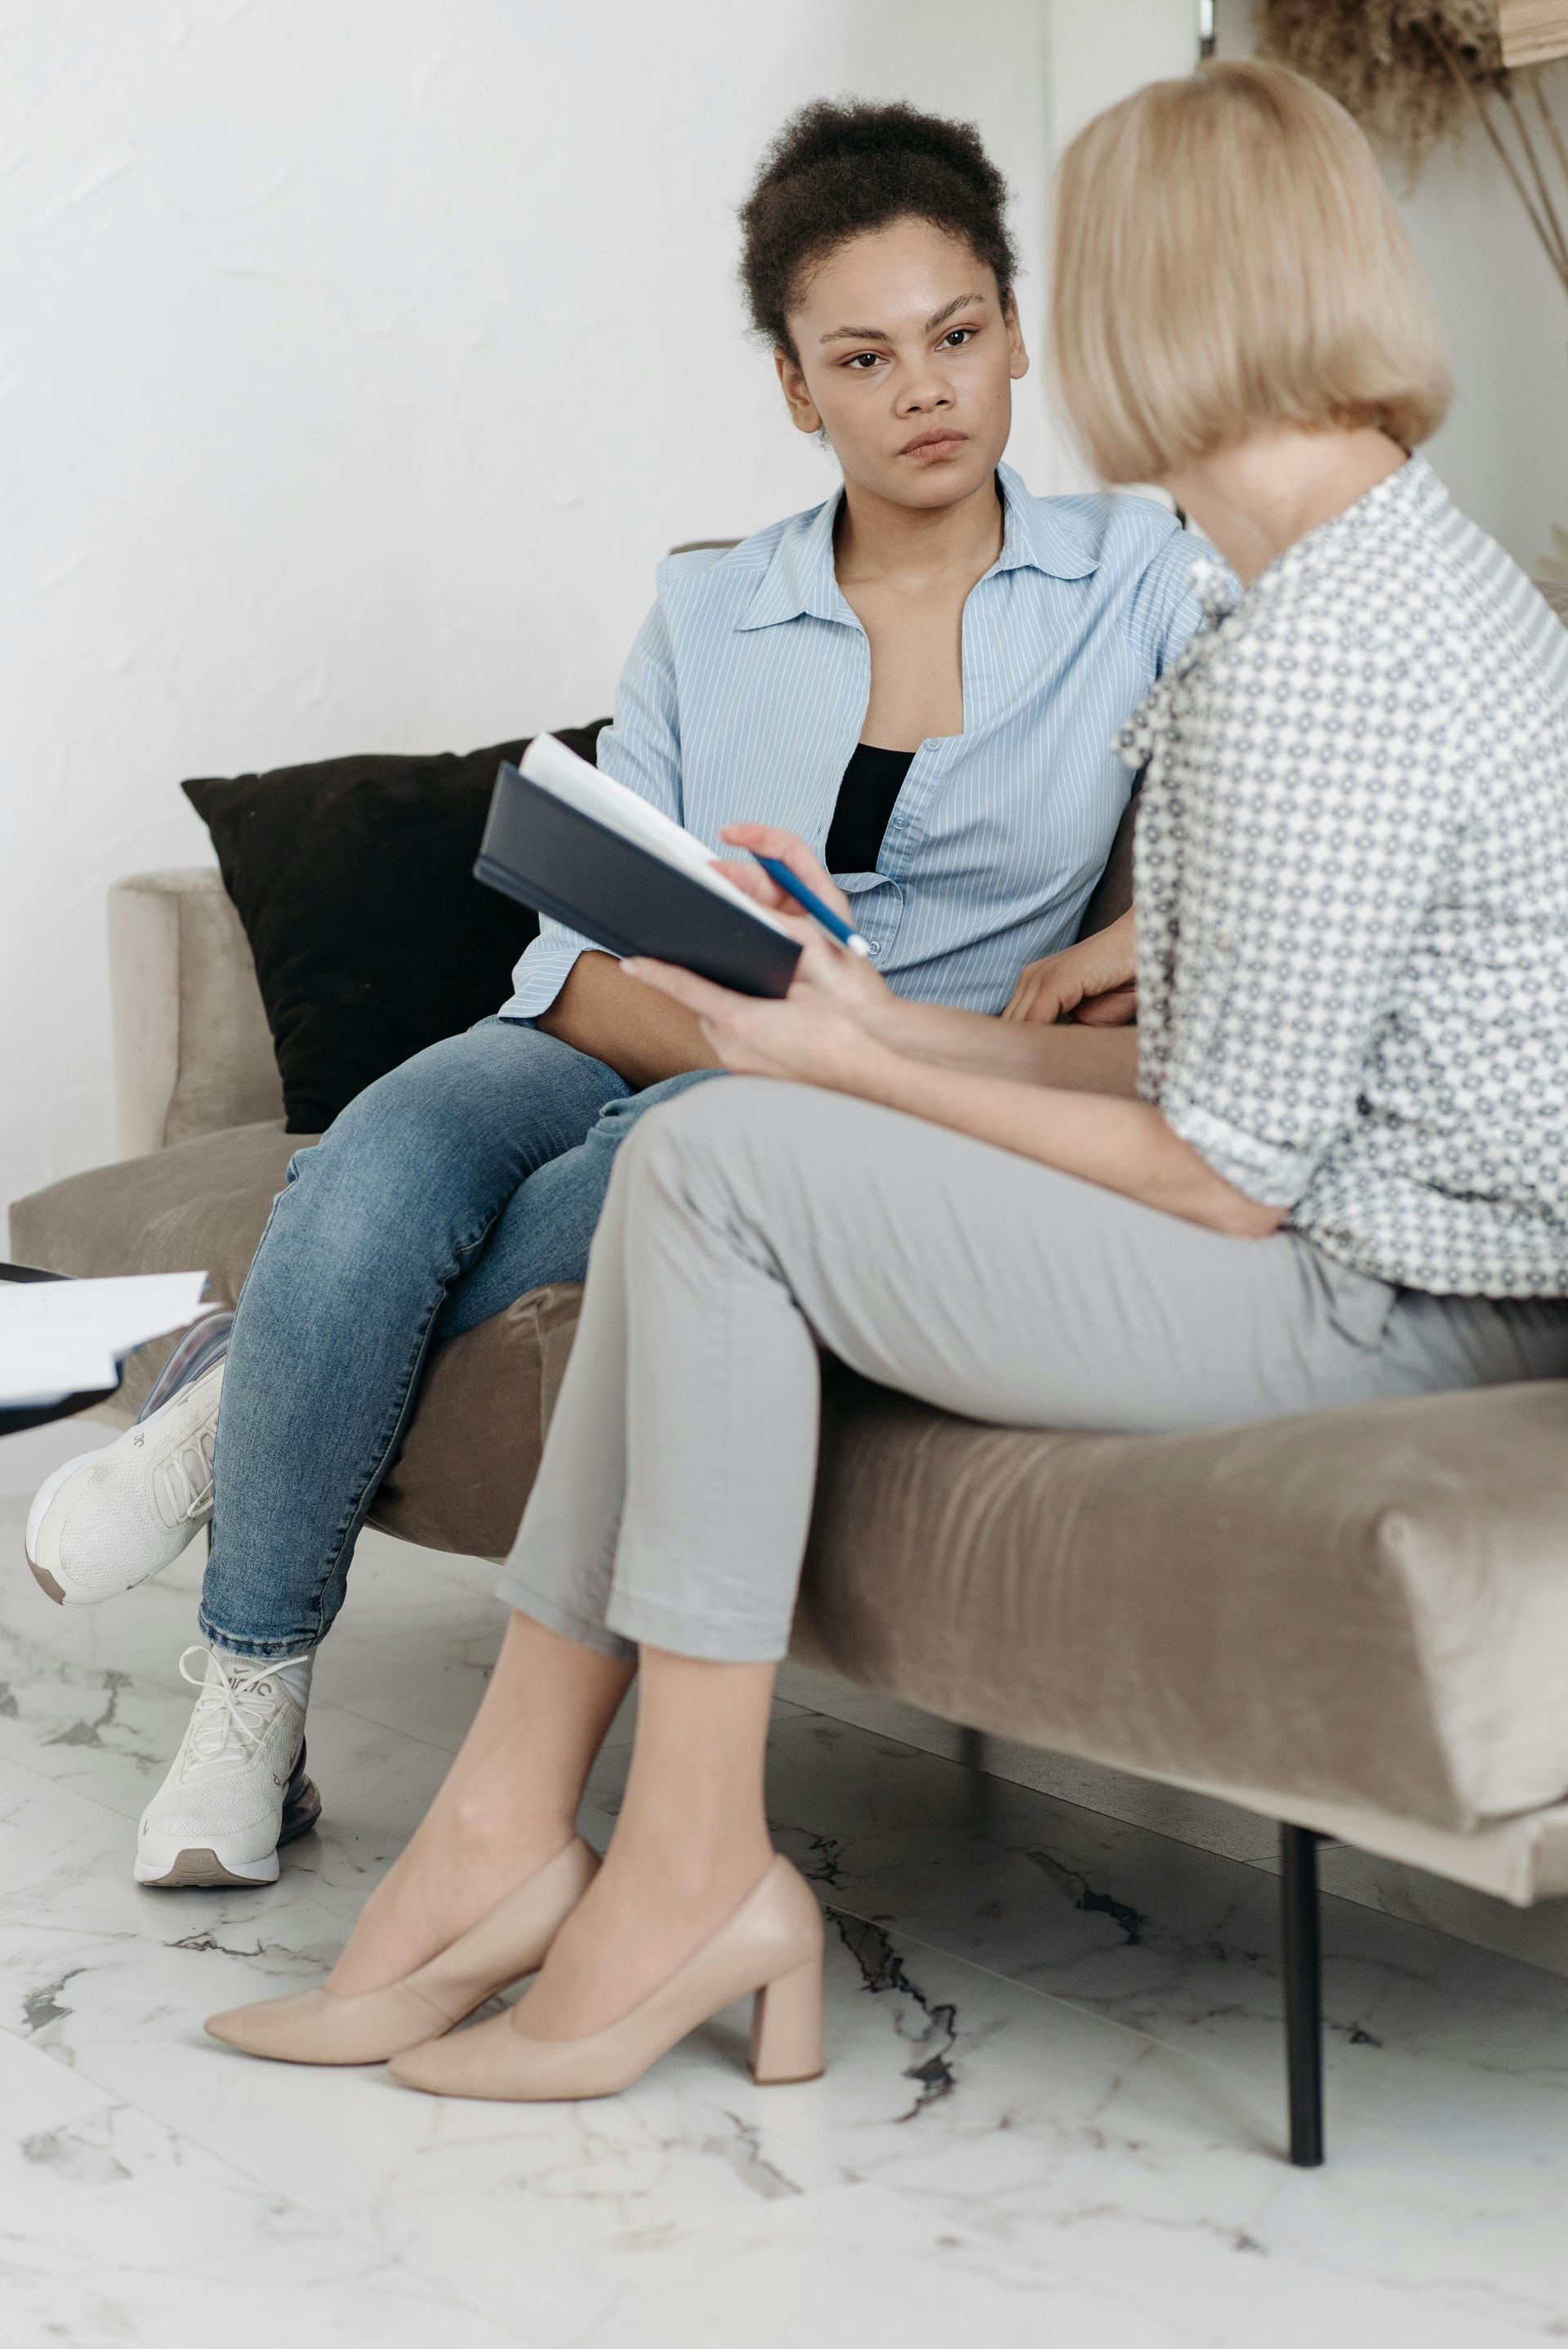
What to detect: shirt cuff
<box><xmin>496</xmin><ymin>930</ymin><xmax>589</xmax><ymax>1022</ymax></box>
<box><xmin>1157</xmin><ymin>1092</ymin><xmax>1322</xmax><ymax>1210</ymax></box>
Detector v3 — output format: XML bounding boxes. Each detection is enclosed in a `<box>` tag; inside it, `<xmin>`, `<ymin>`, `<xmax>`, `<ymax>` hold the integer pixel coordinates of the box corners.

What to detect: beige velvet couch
<box><xmin>13</xmin><ymin>648</ymin><xmax>1568</xmax><ymax>2160</ymax></box>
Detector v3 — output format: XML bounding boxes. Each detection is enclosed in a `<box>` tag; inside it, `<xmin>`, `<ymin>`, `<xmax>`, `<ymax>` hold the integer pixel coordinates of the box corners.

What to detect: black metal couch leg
<box><xmin>957</xmin><ymin>1727</ymin><xmax>991</xmax><ymax>1824</ymax></box>
<box><xmin>1280</xmin><ymin>1823</ymin><xmax>1325</xmax><ymax>2167</ymax></box>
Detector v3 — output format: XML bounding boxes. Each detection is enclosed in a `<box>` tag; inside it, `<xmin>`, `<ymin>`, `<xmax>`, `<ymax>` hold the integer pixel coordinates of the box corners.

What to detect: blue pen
<box><xmin>754</xmin><ymin>857</ymin><xmax>873</xmax><ymax>959</ymax></box>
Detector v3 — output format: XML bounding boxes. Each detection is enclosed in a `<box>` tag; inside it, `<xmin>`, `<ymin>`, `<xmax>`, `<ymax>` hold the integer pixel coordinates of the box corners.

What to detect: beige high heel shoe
<box><xmin>203</xmin><ymin>1835</ymin><xmax>599</xmax><ymax>2066</ymax></box>
<box><xmin>387</xmin><ymin>1853</ymin><xmax>824</xmax><ymax>2102</ymax></box>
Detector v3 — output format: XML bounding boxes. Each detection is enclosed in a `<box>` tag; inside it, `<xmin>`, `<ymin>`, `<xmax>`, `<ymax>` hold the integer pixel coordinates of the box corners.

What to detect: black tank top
<box><xmin>825</xmin><ymin>743</ymin><xmax>916</xmax><ymax>875</ymax></box>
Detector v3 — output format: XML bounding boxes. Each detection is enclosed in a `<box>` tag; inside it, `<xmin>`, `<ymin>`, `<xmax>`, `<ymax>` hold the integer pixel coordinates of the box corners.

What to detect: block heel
<box><xmin>748</xmin><ymin>1953</ymin><xmax>825</xmax><ymax>2084</ymax></box>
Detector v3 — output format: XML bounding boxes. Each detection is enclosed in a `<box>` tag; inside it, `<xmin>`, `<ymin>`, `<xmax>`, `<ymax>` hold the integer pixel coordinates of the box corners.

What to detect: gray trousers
<box><xmin>497</xmin><ymin>1080</ymin><xmax>1568</xmax><ymax>1664</ymax></box>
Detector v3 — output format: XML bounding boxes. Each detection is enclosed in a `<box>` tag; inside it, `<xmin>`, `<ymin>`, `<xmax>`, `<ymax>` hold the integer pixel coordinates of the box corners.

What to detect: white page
<box><xmin>0</xmin><ymin>1271</ymin><xmax>210</xmax><ymax>1406</ymax></box>
<box><xmin>519</xmin><ymin>734</ymin><xmax>794</xmax><ymax>938</ymax></box>
<box><xmin>2</xmin><ymin>1339</ymin><xmax>120</xmax><ymax>1406</ymax></box>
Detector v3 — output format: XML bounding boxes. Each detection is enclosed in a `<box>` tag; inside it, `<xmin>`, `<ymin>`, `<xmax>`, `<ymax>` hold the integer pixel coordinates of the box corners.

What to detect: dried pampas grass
<box><xmin>1260</xmin><ymin>2</ymin><xmax>1504</xmax><ymax>182</ymax></box>
<box><xmin>1262</xmin><ymin>0</ymin><xmax>1568</xmax><ymax>287</ymax></box>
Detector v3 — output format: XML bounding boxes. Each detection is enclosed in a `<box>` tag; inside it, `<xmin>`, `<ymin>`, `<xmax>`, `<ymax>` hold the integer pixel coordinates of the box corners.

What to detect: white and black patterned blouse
<box><xmin>1120</xmin><ymin>455</ymin><xmax>1568</xmax><ymax>1298</ymax></box>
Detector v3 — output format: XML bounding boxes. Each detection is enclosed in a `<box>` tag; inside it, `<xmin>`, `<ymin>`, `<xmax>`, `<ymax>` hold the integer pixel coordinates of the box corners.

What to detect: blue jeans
<box><xmin>198</xmin><ymin>1018</ymin><xmax>716</xmax><ymax>1657</ymax></box>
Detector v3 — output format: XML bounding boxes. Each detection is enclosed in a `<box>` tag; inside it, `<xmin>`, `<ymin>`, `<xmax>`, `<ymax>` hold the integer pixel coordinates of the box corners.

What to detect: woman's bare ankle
<box><xmin>326</xmin><ymin>1813</ymin><xmax>582</xmax><ymax>1996</ymax></box>
<box><xmin>609</xmin><ymin>1825</ymin><xmax>774</xmax><ymax>1914</ymax></box>
<box><xmin>413</xmin><ymin>1792</ymin><xmax>577</xmax><ymax>1888</ymax></box>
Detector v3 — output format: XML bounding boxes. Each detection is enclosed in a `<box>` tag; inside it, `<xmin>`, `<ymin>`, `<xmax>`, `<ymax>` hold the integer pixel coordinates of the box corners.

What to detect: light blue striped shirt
<box><xmin>502</xmin><ymin>463</ymin><xmax>1205</xmax><ymax>1019</ymax></box>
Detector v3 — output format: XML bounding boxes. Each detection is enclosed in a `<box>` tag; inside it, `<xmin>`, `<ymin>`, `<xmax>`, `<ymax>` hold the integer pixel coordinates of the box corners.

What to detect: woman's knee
<box><xmin>272</xmin><ymin>1057</ymin><xmax>489</xmax><ymax>1264</ymax></box>
<box><xmin>309</xmin><ymin>1024</ymin><xmax>555</xmax><ymax>1190</ymax></box>
<box><xmin>265</xmin><ymin>1132</ymin><xmax>421</xmax><ymax>1279</ymax></box>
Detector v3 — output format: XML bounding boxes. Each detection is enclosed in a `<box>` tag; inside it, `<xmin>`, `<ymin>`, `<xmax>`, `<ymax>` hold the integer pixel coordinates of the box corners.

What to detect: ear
<box><xmin>1003</xmin><ymin>294</ymin><xmax>1031</xmax><ymax>384</ymax></box>
<box><xmin>773</xmin><ymin>345</ymin><xmax>823</xmax><ymax>436</ymax></box>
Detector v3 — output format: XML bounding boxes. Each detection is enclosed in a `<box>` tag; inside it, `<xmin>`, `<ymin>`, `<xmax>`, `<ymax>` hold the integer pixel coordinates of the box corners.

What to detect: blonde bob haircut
<box><xmin>1051</xmin><ymin>60</ymin><xmax>1451</xmax><ymax>484</ymax></box>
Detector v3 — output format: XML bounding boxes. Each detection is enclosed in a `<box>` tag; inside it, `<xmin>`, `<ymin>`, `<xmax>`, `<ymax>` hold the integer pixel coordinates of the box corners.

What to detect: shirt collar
<box><xmin>737</xmin><ymin>461</ymin><xmax>1101</xmax><ymax>631</ymax></box>
<box><xmin>737</xmin><ymin>487</ymin><xmax>844</xmax><ymax>631</ymax></box>
<box><xmin>991</xmin><ymin>462</ymin><xmax>1103</xmax><ymax>582</ymax></box>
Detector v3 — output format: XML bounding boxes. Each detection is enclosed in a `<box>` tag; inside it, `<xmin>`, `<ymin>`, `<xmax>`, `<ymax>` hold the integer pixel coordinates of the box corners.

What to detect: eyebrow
<box><xmin>818</xmin><ymin>292</ymin><xmax>987</xmax><ymax>345</ymax></box>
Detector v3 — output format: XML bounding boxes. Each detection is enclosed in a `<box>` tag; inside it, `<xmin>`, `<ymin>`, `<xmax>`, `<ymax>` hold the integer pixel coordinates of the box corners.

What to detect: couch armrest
<box><xmin>108</xmin><ymin>869</ymin><xmax>283</xmax><ymax>1157</ymax></box>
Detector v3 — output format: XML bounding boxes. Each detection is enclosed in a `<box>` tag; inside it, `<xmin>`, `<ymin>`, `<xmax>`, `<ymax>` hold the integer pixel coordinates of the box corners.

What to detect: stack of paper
<box><xmin>0</xmin><ymin>1273</ymin><xmax>211</xmax><ymax>1407</ymax></box>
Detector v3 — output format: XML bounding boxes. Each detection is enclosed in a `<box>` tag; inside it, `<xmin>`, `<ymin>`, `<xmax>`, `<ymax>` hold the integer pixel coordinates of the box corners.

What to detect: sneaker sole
<box><xmin>24</xmin><ymin>1362</ymin><xmax>223</xmax><ymax>1607</ymax></box>
<box><xmin>24</xmin><ymin>1452</ymin><xmax>113</xmax><ymax>1606</ymax></box>
<box><xmin>137</xmin><ymin>1845</ymin><xmax>283</xmax><ymax>1891</ymax></box>
<box><xmin>24</xmin><ymin>1451</ymin><xmax>207</xmax><ymax>1609</ymax></box>
<box><xmin>28</xmin><ymin>1557</ymin><xmax>67</xmax><ymax>1606</ymax></box>
<box><xmin>135</xmin><ymin>1763</ymin><xmax>323</xmax><ymax>1892</ymax></box>
<box><xmin>26</xmin><ymin>1540</ymin><xmax>184</xmax><ymax>1611</ymax></box>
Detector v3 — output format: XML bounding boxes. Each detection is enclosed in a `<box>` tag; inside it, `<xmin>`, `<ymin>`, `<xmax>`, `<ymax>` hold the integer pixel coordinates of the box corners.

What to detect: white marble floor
<box><xmin>3</xmin><ymin>1494</ymin><xmax>1568</xmax><ymax>2347</ymax></box>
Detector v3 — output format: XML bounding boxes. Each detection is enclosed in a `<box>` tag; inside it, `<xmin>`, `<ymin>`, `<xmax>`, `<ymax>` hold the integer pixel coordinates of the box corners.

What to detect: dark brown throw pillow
<box><xmin>183</xmin><ymin>722</ymin><xmax>609</xmax><ymax>1134</ymax></box>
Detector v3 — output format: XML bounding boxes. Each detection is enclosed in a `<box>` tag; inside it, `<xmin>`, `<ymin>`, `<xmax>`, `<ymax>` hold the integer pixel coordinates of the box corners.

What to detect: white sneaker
<box><xmin>25</xmin><ymin>1358</ymin><xmax>225</xmax><ymax>1606</ymax></box>
<box><xmin>136</xmin><ymin>1646</ymin><xmax>320</xmax><ymax>1889</ymax></box>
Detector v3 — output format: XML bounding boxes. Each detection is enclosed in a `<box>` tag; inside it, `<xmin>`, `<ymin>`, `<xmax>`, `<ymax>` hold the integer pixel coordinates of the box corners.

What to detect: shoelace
<box><xmin>177</xmin><ymin>1645</ymin><xmax>286</xmax><ymax>1771</ymax></box>
<box><xmin>151</xmin><ymin>1429</ymin><xmax>216</xmax><ymax>1530</ymax></box>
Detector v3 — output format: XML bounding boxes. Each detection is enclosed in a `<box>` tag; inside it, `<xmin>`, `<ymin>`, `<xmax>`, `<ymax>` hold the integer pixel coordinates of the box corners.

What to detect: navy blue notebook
<box><xmin>474</xmin><ymin>736</ymin><xmax>801</xmax><ymax>1000</ymax></box>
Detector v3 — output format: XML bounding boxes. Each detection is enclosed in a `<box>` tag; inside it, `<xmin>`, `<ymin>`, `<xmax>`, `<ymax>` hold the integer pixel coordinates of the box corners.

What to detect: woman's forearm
<box><xmin>539</xmin><ymin>952</ymin><xmax>718</xmax><ymax>1089</ymax></box>
<box><xmin>866</xmin><ymin>993</ymin><xmax>1141</xmax><ymax>1094</ymax></box>
<box><xmin>849</xmin><ymin>1045</ymin><xmax>1281</xmax><ymax>1237</ymax></box>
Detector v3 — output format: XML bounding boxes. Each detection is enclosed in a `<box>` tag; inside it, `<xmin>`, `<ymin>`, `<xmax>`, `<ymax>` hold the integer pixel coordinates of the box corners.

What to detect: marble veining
<box><xmin>2</xmin><ymin>1496</ymin><xmax>1568</xmax><ymax>2342</ymax></box>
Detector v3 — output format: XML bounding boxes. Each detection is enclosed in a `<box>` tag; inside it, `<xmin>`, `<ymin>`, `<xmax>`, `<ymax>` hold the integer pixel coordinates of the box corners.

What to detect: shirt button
<box><xmin>1216</xmin><ymin>930</ymin><xmax>1232</xmax><ymax>951</ymax></box>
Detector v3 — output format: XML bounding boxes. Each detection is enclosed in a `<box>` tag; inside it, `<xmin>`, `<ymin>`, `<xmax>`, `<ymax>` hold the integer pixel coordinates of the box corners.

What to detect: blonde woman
<box><xmin>207</xmin><ymin>61</ymin><xmax>1568</xmax><ymax>2097</ymax></box>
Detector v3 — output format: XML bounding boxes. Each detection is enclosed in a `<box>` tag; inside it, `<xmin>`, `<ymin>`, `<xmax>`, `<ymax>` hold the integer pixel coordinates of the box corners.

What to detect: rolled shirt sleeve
<box><xmin>500</xmin><ymin>599</ymin><xmax>684</xmax><ymax>1020</ymax></box>
<box><xmin>1135</xmin><ymin>602</ymin><xmax>1452</xmax><ymax>1210</ymax></box>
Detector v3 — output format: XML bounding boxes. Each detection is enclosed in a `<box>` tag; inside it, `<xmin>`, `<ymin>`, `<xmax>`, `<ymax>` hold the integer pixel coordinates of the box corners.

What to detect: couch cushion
<box><xmin>795</xmin><ymin>1362</ymin><xmax>1568</xmax><ymax>1834</ymax></box>
<box><xmin>384</xmin><ymin>1303</ymin><xmax>1568</xmax><ymax>1835</ymax></box>
<box><xmin>378</xmin><ymin>1302</ymin><xmax>1568</xmax><ymax>1836</ymax></box>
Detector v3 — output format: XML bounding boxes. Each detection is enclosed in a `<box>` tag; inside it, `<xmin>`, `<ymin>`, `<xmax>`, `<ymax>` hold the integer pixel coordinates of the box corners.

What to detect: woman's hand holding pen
<box><xmin>715</xmin><ymin>825</ymin><xmax>854</xmax><ymax>925</ymax></box>
<box><xmin>712</xmin><ymin>826</ymin><xmax>891</xmax><ymax>1023</ymax></box>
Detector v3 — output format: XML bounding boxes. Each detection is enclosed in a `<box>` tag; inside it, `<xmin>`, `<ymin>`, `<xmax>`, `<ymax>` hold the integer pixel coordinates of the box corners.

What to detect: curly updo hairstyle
<box><xmin>739</xmin><ymin>100</ymin><xmax>1018</xmax><ymax>361</ymax></box>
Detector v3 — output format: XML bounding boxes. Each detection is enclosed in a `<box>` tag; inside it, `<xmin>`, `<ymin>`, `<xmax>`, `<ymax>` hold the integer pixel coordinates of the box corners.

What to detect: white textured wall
<box><xmin>1047</xmin><ymin>0</ymin><xmax>1203</xmax><ymax>145</ymax></box>
<box><xmin>2</xmin><ymin>0</ymin><xmax>1087</xmax><ymax>1223</ymax></box>
<box><xmin>1216</xmin><ymin>0</ymin><xmax>1568</xmax><ymax>574</ymax></box>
